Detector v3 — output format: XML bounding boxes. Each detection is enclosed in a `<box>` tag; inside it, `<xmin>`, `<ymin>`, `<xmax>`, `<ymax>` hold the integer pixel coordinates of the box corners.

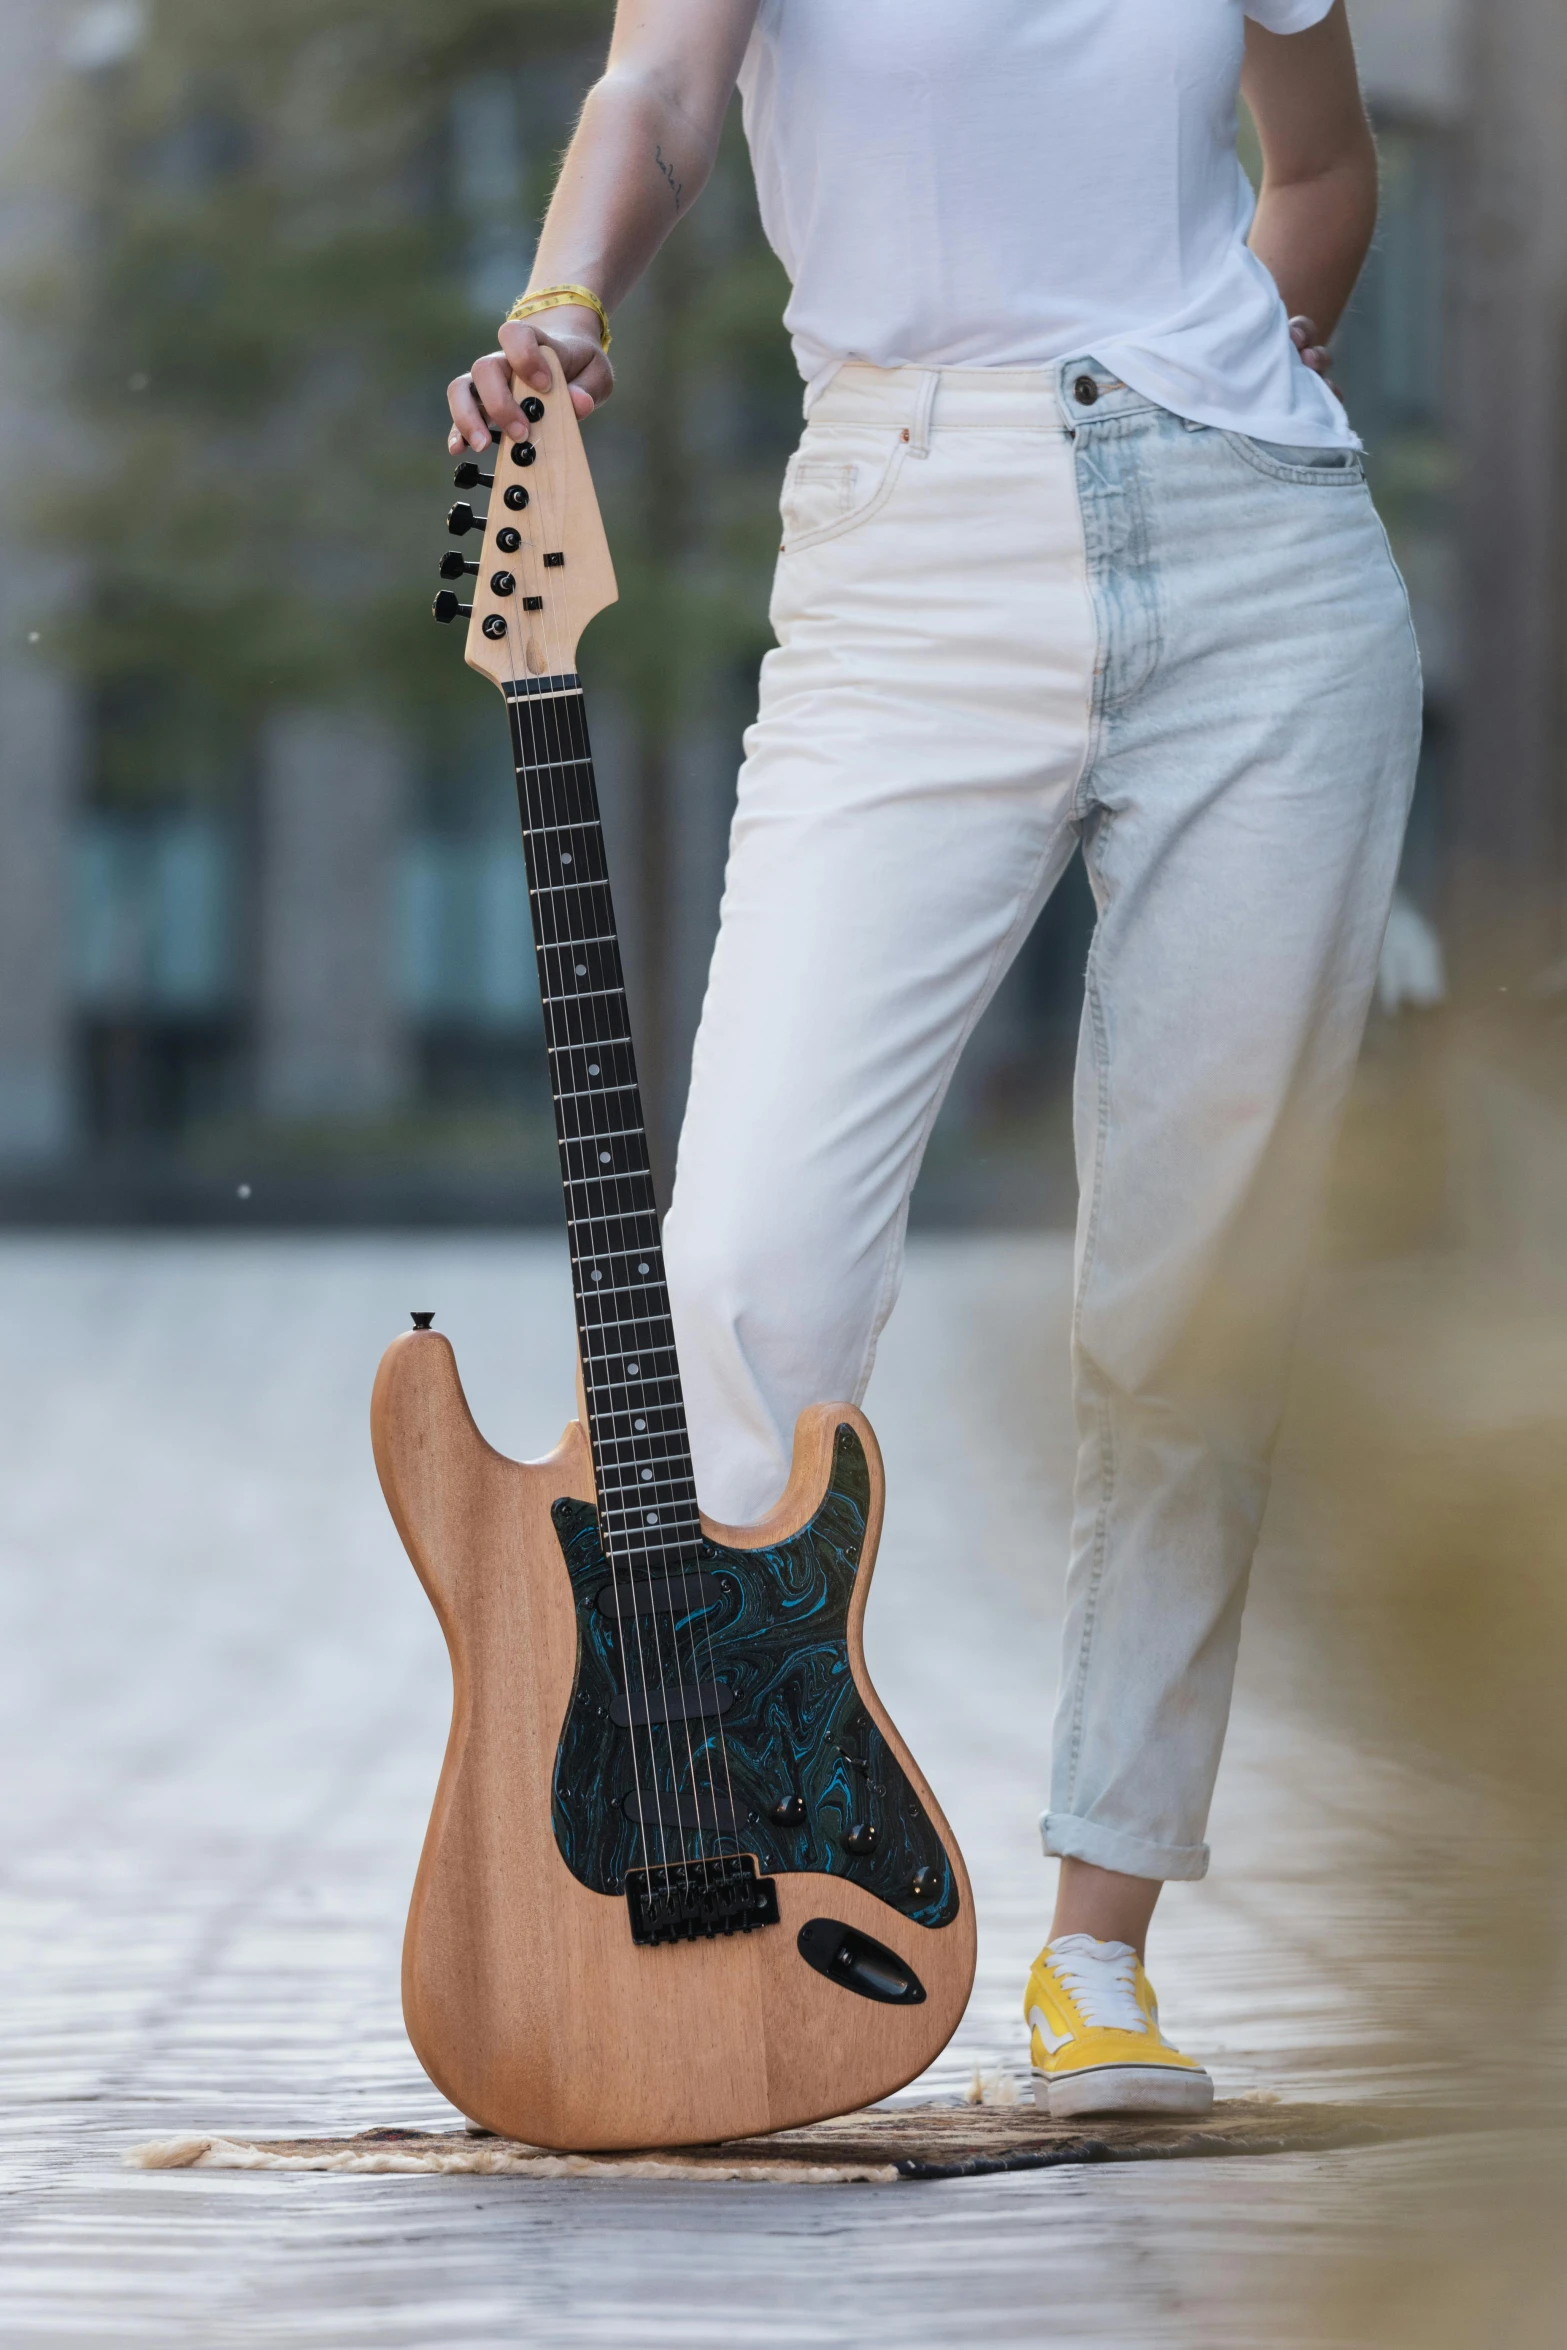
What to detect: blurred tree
<box><xmin>29</xmin><ymin>0</ymin><xmax>797</xmax><ymax>1153</ymax></box>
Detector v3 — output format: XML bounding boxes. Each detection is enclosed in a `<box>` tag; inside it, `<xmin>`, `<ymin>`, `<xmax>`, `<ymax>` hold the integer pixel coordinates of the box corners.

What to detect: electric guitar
<box><xmin>371</xmin><ymin>349</ymin><xmax>975</xmax><ymax>2152</ymax></box>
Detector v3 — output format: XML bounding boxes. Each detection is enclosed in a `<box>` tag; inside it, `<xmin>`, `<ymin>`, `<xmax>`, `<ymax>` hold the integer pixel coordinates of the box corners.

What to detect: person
<box><xmin>447</xmin><ymin>0</ymin><xmax>1420</xmax><ymax>2118</ymax></box>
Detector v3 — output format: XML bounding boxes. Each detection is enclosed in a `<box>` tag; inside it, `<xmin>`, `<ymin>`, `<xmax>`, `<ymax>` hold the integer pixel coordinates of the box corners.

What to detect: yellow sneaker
<box><xmin>1024</xmin><ymin>1933</ymin><xmax>1214</xmax><ymax>2119</ymax></box>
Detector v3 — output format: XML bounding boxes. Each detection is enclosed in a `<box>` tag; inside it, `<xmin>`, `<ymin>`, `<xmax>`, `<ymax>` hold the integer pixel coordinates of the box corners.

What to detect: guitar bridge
<box><xmin>624</xmin><ymin>1853</ymin><xmax>780</xmax><ymax>1947</ymax></box>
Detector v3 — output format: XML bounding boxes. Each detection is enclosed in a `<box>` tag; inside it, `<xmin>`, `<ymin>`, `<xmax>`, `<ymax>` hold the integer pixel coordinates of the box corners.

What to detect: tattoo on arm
<box><xmin>654</xmin><ymin>143</ymin><xmax>684</xmax><ymax>213</ymax></box>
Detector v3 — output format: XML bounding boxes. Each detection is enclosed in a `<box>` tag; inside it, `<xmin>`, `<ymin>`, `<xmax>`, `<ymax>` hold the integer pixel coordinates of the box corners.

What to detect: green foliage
<box><xmin>31</xmin><ymin>0</ymin><xmax>797</xmax><ymax>804</ymax></box>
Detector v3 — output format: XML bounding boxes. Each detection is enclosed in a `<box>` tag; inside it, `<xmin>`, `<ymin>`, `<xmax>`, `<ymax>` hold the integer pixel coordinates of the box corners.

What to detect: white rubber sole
<box><xmin>1032</xmin><ymin>2063</ymin><xmax>1215</xmax><ymax>2121</ymax></box>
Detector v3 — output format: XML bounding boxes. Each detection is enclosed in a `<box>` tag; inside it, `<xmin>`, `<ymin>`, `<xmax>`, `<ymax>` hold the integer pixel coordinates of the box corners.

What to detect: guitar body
<box><xmin>373</xmin><ymin>1328</ymin><xmax>974</xmax><ymax>2151</ymax></box>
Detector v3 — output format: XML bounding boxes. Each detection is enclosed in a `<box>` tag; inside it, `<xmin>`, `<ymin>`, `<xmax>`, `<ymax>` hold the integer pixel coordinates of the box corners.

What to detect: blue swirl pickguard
<box><xmin>549</xmin><ymin>1424</ymin><xmax>959</xmax><ymax>1930</ymax></box>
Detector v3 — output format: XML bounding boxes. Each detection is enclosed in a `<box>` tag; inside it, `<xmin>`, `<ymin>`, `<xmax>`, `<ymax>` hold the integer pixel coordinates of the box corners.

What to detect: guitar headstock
<box><xmin>432</xmin><ymin>344</ymin><xmax>617</xmax><ymax>689</ymax></box>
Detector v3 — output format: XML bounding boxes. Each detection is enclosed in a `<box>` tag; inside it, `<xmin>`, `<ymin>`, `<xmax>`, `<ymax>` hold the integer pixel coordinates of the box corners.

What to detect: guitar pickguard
<box><xmin>549</xmin><ymin>1424</ymin><xmax>959</xmax><ymax>1930</ymax></box>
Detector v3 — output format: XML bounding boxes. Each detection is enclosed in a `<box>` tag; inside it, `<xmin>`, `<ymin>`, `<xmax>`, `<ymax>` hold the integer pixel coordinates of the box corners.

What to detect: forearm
<box><xmin>527</xmin><ymin>69</ymin><xmax>722</xmax><ymax>315</ymax></box>
<box><xmin>1248</xmin><ymin>152</ymin><xmax>1377</xmax><ymax>341</ymax></box>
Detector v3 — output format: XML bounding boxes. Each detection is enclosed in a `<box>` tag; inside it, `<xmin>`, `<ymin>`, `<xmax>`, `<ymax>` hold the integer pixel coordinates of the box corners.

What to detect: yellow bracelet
<box><xmin>504</xmin><ymin>284</ymin><xmax>611</xmax><ymax>352</ymax></box>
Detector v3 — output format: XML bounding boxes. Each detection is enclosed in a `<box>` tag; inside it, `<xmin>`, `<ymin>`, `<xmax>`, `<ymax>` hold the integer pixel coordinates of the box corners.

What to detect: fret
<box><xmin>542</xmin><ymin>993</ymin><xmax>634</xmax><ymax>1044</ymax></box>
<box><xmin>566</xmin><ymin>1209</ymin><xmax>661</xmax><ymax>1236</ymax></box>
<box><xmin>574</xmin><ymin>1278</ymin><xmax>666</xmax><ymax>1305</ymax></box>
<box><xmin>598</xmin><ymin>1478</ymin><xmax>700</xmax><ymax>1507</ymax></box>
<box><xmin>555</xmin><ymin>1080</ymin><xmax>636</xmax><ymax>1104</ymax></box>
<box><xmin>577</xmin><ymin>1320</ymin><xmax>675</xmax><ymax>1352</ymax></box>
<box><xmin>549</xmin><ymin>1040</ymin><xmax>634</xmax><ymax>1074</ymax></box>
<box><xmin>560</xmin><ymin>1182</ymin><xmax>659</xmax><ymax>1213</ymax></box>
<box><xmin>592</xmin><ymin>1439</ymin><xmax>693</xmax><ymax>1471</ymax></box>
<box><xmin>526</xmin><ymin>838</ymin><xmax>607</xmax><ymax>879</ymax></box>
<box><xmin>541</xmin><ymin>985</ymin><xmax>629</xmax><ymax>1008</ymax></box>
<box><xmin>538</xmin><ymin>938</ymin><xmax>621</xmax><ymax>984</ymax></box>
<box><xmin>597</xmin><ymin>1531</ymin><xmax>707</xmax><ymax>1564</ymax></box>
<box><xmin>560</xmin><ymin>1150</ymin><xmax>655</xmax><ymax>1176</ymax></box>
<box><xmin>515</xmin><ymin>758</ymin><xmax>594</xmax><ymax>778</ymax></box>
<box><xmin>583</xmin><ymin>1374</ymin><xmax>684</xmax><ymax>1401</ymax></box>
<box><xmin>555</xmin><ymin>1093</ymin><xmax>641</xmax><ymax>1141</ymax></box>
<box><xmin>578</xmin><ymin>1340</ymin><xmax>677</xmax><ymax>1370</ymax></box>
<box><xmin>502</xmin><ymin>670</ymin><xmax>580</xmax><ymax>699</ymax></box>
<box><xmin>561</xmin><ymin>1123</ymin><xmax>646</xmax><ymax>1149</ymax></box>
<box><xmin>531</xmin><ymin>895</ymin><xmax>615</xmax><ymax>945</ymax></box>
<box><xmin>601</xmin><ymin>1475</ymin><xmax>700</xmax><ymax>1494</ymax></box>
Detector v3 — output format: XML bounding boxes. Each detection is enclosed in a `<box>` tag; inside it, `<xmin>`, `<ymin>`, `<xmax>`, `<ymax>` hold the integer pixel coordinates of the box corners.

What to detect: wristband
<box><xmin>504</xmin><ymin>284</ymin><xmax>611</xmax><ymax>353</ymax></box>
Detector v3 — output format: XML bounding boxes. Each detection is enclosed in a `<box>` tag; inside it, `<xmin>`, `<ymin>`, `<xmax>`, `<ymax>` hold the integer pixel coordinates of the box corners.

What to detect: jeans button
<box><xmin>1073</xmin><ymin>374</ymin><xmax>1100</xmax><ymax>407</ymax></box>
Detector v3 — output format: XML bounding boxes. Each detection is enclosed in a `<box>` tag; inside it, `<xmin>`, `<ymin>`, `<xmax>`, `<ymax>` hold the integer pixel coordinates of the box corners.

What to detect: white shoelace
<box><xmin>1046</xmin><ymin>1934</ymin><xmax>1149</xmax><ymax>2034</ymax></box>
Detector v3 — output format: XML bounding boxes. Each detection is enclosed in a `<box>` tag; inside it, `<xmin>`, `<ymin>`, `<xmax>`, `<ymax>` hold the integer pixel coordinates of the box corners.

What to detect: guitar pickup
<box><xmin>609</xmin><ymin>1678</ymin><xmax>734</xmax><ymax>1730</ymax></box>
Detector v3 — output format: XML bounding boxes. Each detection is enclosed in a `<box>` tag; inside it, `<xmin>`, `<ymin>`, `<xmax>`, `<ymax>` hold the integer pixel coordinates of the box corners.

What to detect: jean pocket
<box><xmin>1222</xmin><ymin>432</ymin><xmax>1366</xmax><ymax>486</ymax></box>
<box><xmin>779</xmin><ymin>432</ymin><xmax>908</xmax><ymax>552</ymax></box>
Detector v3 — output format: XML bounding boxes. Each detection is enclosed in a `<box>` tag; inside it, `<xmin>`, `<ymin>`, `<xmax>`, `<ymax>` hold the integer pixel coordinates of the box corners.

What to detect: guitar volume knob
<box><xmin>844</xmin><ymin>1823</ymin><xmax>879</xmax><ymax>1856</ymax></box>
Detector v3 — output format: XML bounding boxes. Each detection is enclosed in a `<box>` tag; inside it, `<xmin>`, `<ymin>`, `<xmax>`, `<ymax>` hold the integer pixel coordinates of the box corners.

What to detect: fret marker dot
<box><xmin>561</xmin><ymin>852</ymin><xmax>572</xmax><ymax>866</ymax></box>
<box><xmin>646</xmin><ymin>1512</ymin><xmax>659</xmax><ymax>1526</ymax></box>
<box><xmin>636</xmin><ymin>1262</ymin><xmax>649</xmax><ymax>1275</ymax></box>
<box><xmin>590</xmin><ymin>1269</ymin><xmax>602</xmax><ymax>1282</ymax></box>
<box><xmin>627</xmin><ymin>1363</ymin><xmax>640</xmax><ymax>1377</ymax></box>
<box><xmin>640</xmin><ymin>1468</ymin><xmax>654</xmax><ymax>1481</ymax></box>
<box><xmin>575</xmin><ymin>963</ymin><xmax>587</xmax><ymax>976</ymax></box>
<box><xmin>587</xmin><ymin>1063</ymin><xmax>599</xmax><ymax>1076</ymax></box>
<box><xmin>633</xmin><ymin>1417</ymin><xmax>646</xmax><ymax>1432</ymax></box>
<box><xmin>598</xmin><ymin>1150</ymin><xmax>611</xmax><ymax>1164</ymax></box>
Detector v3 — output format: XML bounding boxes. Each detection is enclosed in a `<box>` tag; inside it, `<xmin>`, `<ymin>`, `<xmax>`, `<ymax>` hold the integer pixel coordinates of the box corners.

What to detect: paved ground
<box><xmin>0</xmin><ymin>1234</ymin><xmax>1521</xmax><ymax>2347</ymax></box>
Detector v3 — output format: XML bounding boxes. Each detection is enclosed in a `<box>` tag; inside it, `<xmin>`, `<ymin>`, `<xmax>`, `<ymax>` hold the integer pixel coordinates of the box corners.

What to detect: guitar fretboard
<box><xmin>508</xmin><ymin>680</ymin><xmax>702</xmax><ymax>1574</ymax></box>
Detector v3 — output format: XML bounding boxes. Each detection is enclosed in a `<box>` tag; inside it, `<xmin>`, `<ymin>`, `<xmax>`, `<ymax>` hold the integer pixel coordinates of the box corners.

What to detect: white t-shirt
<box><xmin>736</xmin><ymin>0</ymin><xmax>1354</xmax><ymax>447</ymax></box>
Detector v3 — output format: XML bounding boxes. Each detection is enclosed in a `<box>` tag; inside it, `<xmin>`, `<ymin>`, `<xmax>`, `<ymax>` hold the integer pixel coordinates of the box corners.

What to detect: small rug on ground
<box><xmin>127</xmin><ymin>2098</ymin><xmax>1435</xmax><ymax>2184</ymax></box>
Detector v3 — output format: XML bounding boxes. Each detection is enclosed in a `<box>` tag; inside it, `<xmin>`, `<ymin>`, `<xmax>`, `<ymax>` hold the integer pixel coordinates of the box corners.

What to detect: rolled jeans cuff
<box><xmin>1040</xmin><ymin>1810</ymin><xmax>1210</xmax><ymax>1884</ymax></box>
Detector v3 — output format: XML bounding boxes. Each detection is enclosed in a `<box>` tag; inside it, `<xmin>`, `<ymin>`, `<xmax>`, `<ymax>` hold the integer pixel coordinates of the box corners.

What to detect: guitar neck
<box><xmin>508</xmin><ymin>675</ymin><xmax>702</xmax><ymax>1569</ymax></box>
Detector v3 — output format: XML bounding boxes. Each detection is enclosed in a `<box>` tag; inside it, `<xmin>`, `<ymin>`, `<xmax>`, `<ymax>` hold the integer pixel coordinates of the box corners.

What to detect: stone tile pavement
<box><xmin>0</xmin><ymin>1236</ymin><xmax>1481</xmax><ymax>2347</ymax></box>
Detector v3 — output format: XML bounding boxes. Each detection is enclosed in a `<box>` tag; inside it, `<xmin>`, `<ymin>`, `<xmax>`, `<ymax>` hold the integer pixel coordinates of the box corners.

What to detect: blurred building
<box><xmin>0</xmin><ymin>0</ymin><xmax>1560</xmax><ymax>1223</ymax></box>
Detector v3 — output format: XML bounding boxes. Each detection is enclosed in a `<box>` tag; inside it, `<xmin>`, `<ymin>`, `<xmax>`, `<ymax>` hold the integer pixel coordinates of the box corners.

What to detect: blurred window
<box><xmin>72</xmin><ymin>811</ymin><xmax>238</xmax><ymax>1015</ymax></box>
<box><xmin>397</xmin><ymin>836</ymin><xmax>540</xmax><ymax>1033</ymax></box>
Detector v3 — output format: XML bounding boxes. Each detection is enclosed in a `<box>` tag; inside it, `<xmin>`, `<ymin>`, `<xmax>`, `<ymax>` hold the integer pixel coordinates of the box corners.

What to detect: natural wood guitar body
<box><xmin>372</xmin><ymin>1327</ymin><xmax>976</xmax><ymax>2153</ymax></box>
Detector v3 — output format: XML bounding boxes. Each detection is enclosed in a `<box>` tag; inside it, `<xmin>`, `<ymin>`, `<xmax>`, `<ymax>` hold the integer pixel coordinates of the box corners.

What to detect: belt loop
<box><xmin>907</xmin><ymin>369</ymin><xmax>938</xmax><ymax>457</ymax></box>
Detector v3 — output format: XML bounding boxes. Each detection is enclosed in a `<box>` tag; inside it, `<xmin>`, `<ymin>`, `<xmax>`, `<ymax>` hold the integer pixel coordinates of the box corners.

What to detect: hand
<box><xmin>446</xmin><ymin>310</ymin><xmax>614</xmax><ymax>455</ymax></box>
<box><xmin>1289</xmin><ymin>314</ymin><xmax>1333</xmax><ymax>382</ymax></box>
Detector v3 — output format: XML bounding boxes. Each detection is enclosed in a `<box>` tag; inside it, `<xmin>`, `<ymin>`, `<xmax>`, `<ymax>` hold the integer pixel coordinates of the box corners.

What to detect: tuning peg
<box><xmin>453</xmin><ymin>459</ymin><xmax>494</xmax><ymax>489</ymax></box>
<box><xmin>432</xmin><ymin>590</ymin><xmax>471</xmax><ymax>624</ymax></box>
<box><xmin>521</xmin><ymin>396</ymin><xmax>545</xmax><ymax>423</ymax></box>
<box><xmin>446</xmin><ymin>501</ymin><xmax>482</xmax><ymax>537</ymax></box>
<box><xmin>438</xmin><ymin>552</ymin><xmax>479</xmax><ymax>580</ymax></box>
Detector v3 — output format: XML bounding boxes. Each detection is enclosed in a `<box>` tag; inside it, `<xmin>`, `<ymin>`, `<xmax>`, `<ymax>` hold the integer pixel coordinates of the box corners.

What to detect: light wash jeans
<box><xmin>662</xmin><ymin>359</ymin><xmax>1421</xmax><ymax>1881</ymax></box>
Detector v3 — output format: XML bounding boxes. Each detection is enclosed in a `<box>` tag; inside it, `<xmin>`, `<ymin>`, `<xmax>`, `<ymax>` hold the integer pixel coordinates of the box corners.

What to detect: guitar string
<box><xmin>527</xmin><ymin>406</ymin><xmax>736</xmax><ymax>1879</ymax></box>
<box><xmin>495</xmin><ymin>428</ymin><xmax>675</xmax><ymax>1900</ymax></box>
<box><xmin>528</xmin><ymin>388</ymin><xmax>737</xmax><ymax>1877</ymax></box>
<box><xmin>528</xmin><ymin>540</ymin><xmax>706</xmax><ymax>1885</ymax></box>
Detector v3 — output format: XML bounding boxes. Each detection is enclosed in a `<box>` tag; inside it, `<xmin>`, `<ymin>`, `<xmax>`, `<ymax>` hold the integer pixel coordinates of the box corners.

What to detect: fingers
<box><xmin>473</xmin><ymin>350</ymin><xmax>532</xmax><ymax>442</ymax></box>
<box><xmin>445</xmin><ymin>323</ymin><xmax>615</xmax><ymax>456</ymax></box>
<box><xmin>446</xmin><ymin>368</ymin><xmax>492</xmax><ymax>456</ymax></box>
<box><xmin>1289</xmin><ymin>314</ymin><xmax>1330</xmax><ymax>375</ymax></box>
